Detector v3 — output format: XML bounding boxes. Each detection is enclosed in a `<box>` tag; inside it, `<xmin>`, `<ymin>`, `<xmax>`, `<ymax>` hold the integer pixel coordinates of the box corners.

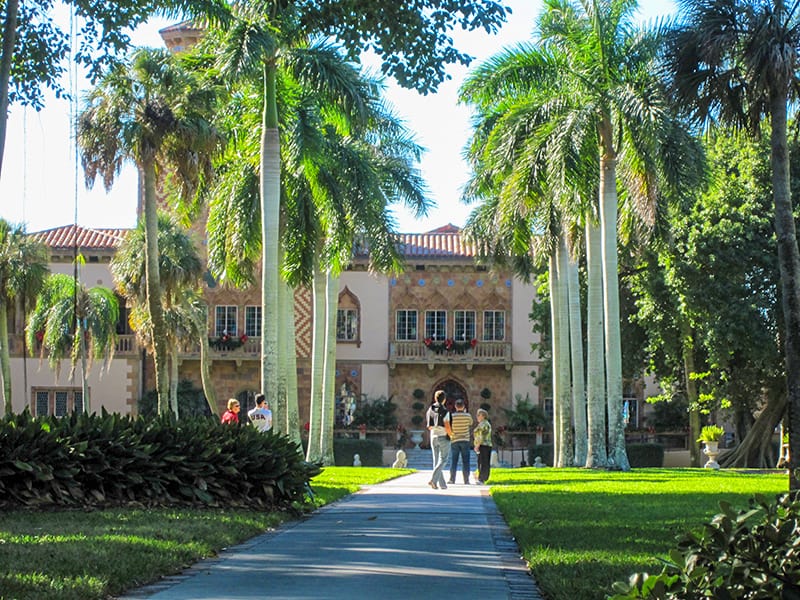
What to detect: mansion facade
<box><xmin>8</xmin><ymin>223</ymin><xmax>545</xmax><ymax>433</ymax></box>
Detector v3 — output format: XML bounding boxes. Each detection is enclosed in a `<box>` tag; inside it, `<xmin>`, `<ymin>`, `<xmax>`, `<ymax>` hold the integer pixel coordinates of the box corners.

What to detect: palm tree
<box><xmin>667</xmin><ymin>0</ymin><xmax>800</xmax><ymax>489</ymax></box>
<box><xmin>27</xmin><ymin>273</ymin><xmax>118</xmax><ymax>413</ymax></box>
<box><xmin>111</xmin><ymin>213</ymin><xmax>218</xmax><ymax>417</ymax></box>
<box><xmin>279</xmin><ymin>73</ymin><xmax>428</xmax><ymax>464</ymax></box>
<box><xmin>0</xmin><ymin>219</ymin><xmax>48</xmax><ymax>414</ymax></box>
<box><xmin>78</xmin><ymin>47</ymin><xmax>222</xmax><ymax>414</ymax></box>
<box><xmin>461</xmin><ymin>0</ymin><xmax>702</xmax><ymax>469</ymax></box>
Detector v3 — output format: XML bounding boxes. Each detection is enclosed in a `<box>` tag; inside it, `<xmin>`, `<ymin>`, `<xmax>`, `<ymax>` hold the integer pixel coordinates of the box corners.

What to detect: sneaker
<box><xmin>448</xmin><ymin>480</ymin><xmax>455</xmax><ymax>484</ymax></box>
<box><xmin>428</xmin><ymin>481</ymin><xmax>437</xmax><ymax>490</ymax></box>
<box><xmin>439</xmin><ymin>482</ymin><xmax>448</xmax><ymax>489</ymax></box>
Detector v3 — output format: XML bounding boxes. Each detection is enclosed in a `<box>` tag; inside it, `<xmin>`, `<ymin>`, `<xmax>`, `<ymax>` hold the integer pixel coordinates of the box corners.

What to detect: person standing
<box><xmin>426</xmin><ymin>390</ymin><xmax>452</xmax><ymax>490</ymax></box>
<box><xmin>473</xmin><ymin>408</ymin><xmax>492</xmax><ymax>484</ymax></box>
<box><xmin>220</xmin><ymin>398</ymin><xmax>240</xmax><ymax>425</ymax></box>
<box><xmin>247</xmin><ymin>393</ymin><xmax>273</xmax><ymax>433</ymax></box>
<box><xmin>448</xmin><ymin>399</ymin><xmax>474</xmax><ymax>484</ymax></box>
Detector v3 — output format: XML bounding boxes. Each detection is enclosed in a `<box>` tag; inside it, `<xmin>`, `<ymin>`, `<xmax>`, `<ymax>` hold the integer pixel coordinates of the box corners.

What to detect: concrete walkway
<box><xmin>118</xmin><ymin>470</ymin><xmax>544</xmax><ymax>600</ymax></box>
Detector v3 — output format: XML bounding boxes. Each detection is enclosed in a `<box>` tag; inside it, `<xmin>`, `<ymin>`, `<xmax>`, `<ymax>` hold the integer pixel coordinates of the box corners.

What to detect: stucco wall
<box><xmin>11</xmin><ymin>355</ymin><xmax>137</xmax><ymax>415</ymax></box>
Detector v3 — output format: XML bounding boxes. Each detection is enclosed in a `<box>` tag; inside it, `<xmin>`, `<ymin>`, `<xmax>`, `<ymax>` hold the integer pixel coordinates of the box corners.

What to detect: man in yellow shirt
<box><xmin>448</xmin><ymin>399</ymin><xmax>474</xmax><ymax>484</ymax></box>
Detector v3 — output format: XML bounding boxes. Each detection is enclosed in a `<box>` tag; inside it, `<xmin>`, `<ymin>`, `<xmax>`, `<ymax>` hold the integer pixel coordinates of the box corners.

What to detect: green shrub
<box><xmin>411</xmin><ymin>401</ymin><xmax>425</xmax><ymax>411</ymax></box>
<box><xmin>503</xmin><ymin>395</ymin><xmax>547</xmax><ymax>431</ymax></box>
<box><xmin>611</xmin><ymin>493</ymin><xmax>800</xmax><ymax>599</ymax></box>
<box><xmin>351</xmin><ymin>395</ymin><xmax>398</xmax><ymax>429</ymax></box>
<box><xmin>333</xmin><ymin>438</ymin><xmax>383</xmax><ymax>466</ymax></box>
<box><xmin>0</xmin><ymin>410</ymin><xmax>318</xmax><ymax>510</ymax></box>
<box><xmin>528</xmin><ymin>444</ymin><xmax>554</xmax><ymax>466</ymax></box>
<box><xmin>626</xmin><ymin>443</ymin><xmax>665</xmax><ymax>468</ymax></box>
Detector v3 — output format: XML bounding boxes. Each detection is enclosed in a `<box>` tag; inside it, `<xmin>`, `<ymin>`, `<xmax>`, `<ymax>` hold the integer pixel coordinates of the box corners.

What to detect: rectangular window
<box><xmin>483</xmin><ymin>310</ymin><xmax>505</xmax><ymax>341</ymax></box>
<box><xmin>454</xmin><ymin>310</ymin><xmax>476</xmax><ymax>341</ymax></box>
<box><xmin>33</xmin><ymin>389</ymin><xmax>83</xmax><ymax>417</ymax></box>
<box><xmin>336</xmin><ymin>308</ymin><xmax>358</xmax><ymax>341</ymax></box>
<box><xmin>215</xmin><ymin>305</ymin><xmax>238</xmax><ymax>336</ymax></box>
<box><xmin>395</xmin><ymin>310</ymin><xmax>418</xmax><ymax>341</ymax></box>
<box><xmin>54</xmin><ymin>391</ymin><xmax>68</xmax><ymax>417</ymax></box>
<box><xmin>244</xmin><ymin>305</ymin><xmax>261</xmax><ymax>337</ymax></box>
<box><xmin>35</xmin><ymin>391</ymin><xmax>49</xmax><ymax>417</ymax></box>
<box><xmin>424</xmin><ymin>310</ymin><xmax>447</xmax><ymax>341</ymax></box>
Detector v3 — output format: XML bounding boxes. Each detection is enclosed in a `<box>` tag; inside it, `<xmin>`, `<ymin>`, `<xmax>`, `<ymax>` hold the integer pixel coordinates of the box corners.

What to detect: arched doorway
<box><xmin>434</xmin><ymin>379</ymin><xmax>468</xmax><ymax>412</ymax></box>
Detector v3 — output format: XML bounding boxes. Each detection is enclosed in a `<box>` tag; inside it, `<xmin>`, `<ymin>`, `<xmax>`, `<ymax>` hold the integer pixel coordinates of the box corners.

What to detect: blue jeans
<box><xmin>449</xmin><ymin>440</ymin><xmax>471</xmax><ymax>483</ymax></box>
<box><xmin>430</xmin><ymin>435</ymin><xmax>451</xmax><ymax>488</ymax></box>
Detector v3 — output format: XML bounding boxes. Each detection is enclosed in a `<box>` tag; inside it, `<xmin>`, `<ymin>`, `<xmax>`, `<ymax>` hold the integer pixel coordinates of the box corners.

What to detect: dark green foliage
<box><xmin>411</xmin><ymin>415</ymin><xmax>424</xmax><ymax>426</ymax></box>
<box><xmin>332</xmin><ymin>438</ymin><xmax>383</xmax><ymax>466</ymax></box>
<box><xmin>626</xmin><ymin>444</ymin><xmax>665</xmax><ymax>468</ymax></box>
<box><xmin>480</xmin><ymin>387</ymin><xmax>492</xmax><ymax>399</ymax></box>
<box><xmin>412</xmin><ymin>388</ymin><xmax>425</xmax><ymax>399</ymax></box>
<box><xmin>648</xmin><ymin>397</ymin><xmax>690</xmax><ymax>432</ymax></box>
<box><xmin>351</xmin><ymin>396</ymin><xmax>397</xmax><ymax>429</ymax></box>
<box><xmin>528</xmin><ymin>444</ymin><xmax>554</xmax><ymax>467</ymax></box>
<box><xmin>139</xmin><ymin>380</ymin><xmax>211</xmax><ymax>418</ymax></box>
<box><xmin>503</xmin><ymin>396</ymin><xmax>548</xmax><ymax>431</ymax></box>
<box><xmin>0</xmin><ymin>409</ymin><xmax>318</xmax><ymax>510</ymax></box>
<box><xmin>411</xmin><ymin>401</ymin><xmax>425</xmax><ymax>412</ymax></box>
<box><xmin>611</xmin><ymin>493</ymin><xmax>800</xmax><ymax>599</ymax></box>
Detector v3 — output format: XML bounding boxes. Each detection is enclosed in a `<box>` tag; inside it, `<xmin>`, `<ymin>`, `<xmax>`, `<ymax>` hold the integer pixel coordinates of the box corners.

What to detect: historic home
<box><xmin>7</xmin><ymin>223</ymin><xmax>546</xmax><ymax>437</ymax></box>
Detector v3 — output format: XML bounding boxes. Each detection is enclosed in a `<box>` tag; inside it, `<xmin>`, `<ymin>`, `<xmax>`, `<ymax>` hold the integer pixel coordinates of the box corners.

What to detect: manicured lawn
<box><xmin>0</xmin><ymin>467</ymin><xmax>408</xmax><ymax>600</ymax></box>
<box><xmin>488</xmin><ymin>468</ymin><xmax>788</xmax><ymax>600</ymax></box>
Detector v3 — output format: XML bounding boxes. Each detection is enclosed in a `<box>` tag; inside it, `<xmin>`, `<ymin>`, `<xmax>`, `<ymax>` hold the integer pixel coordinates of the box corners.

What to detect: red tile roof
<box><xmin>31</xmin><ymin>224</ymin><xmax>480</xmax><ymax>259</ymax></box>
<box><xmin>30</xmin><ymin>225</ymin><xmax>127</xmax><ymax>250</ymax></box>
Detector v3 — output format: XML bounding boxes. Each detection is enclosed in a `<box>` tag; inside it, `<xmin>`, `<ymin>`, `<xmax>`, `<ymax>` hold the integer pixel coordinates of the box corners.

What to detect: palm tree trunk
<box><xmin>274</xmin><ymin>255</ymin><xmax>289</xmax><ymax>435</ymax></box>
<box><xmin>567</xmin><ymin>248</ymin><xmax>587</xmax><ymax>466</ymax></box>
<box><xmin>285</xmin><ymin>286</ymin><xmax>301</xmax><ymax>446</ymax></box>
<box><xmin>549</xmin><ymin>252</ymin><xmax>561</xmax><ymax>466</ymax></box>
<box><xmin>555</xmin><ymin>236</ymin><xmax>573</xmax><ymax>467</ymax></box>
<box><xmin>0</xmin><ymin>0</ymin><xmax>19</xmax><ymax>181</ymax></box>
<box><xmin>680</xmin><ymin>321</ymin><xmax>702</xmax><ymax>467</ymax></box>
<box><xmin>599</xmin><ymin>128</ymin><xmax>630</xmax><ymax>470</ymax></box>
<box><xmin>769</xmin><ymin>92</ymin><xmax>800</xmax><ymax>491</ymax></box>
<box><xmin>80</xmin><ymin>330</ymin><xmax>90</xmax><ymax>413</ymax></box>
<box><xmin>0</xmin><ymin>300</ymin><xmax>11</xmax><ymax>414</ymax></box>
<box><xmin>319</xmin><ymin>272</ymin><xmax>338</xmax><ymax>466</ymax></box>
<box><xmin>260</xmin><ymin>62</ymin><xmax>281</xmax><ymax>400</ymax></box>
<box><xmin>142</xmin><ymin>162</ymin><xmax>169</xmax><ymax>414</ymax></box>
<box><xmin>169</xmin><ymin>346</ymin><xmax>179</xmax><ymax>418</ymax></box>
<box><xmin>585</xmin><ymin>219</ymin><xmax>607</xmax><ymax>468</ymax></box>
<box><xmin>196</xmin><ymin>306</ymin><xmax>218</xmax><ymax>416</ymax></box>
<box><xmin>306</xmin><ymin>265</ymin><xmax>326</xmax><ymax>463</ymax></box>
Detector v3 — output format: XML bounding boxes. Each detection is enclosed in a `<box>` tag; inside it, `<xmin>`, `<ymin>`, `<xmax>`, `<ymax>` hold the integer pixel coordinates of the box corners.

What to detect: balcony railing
<box><xmin>388</xmin><ymin>341</ymin><xmax>512</xmax><ymax>369</ymax></box>
<box><xmin>179</xmin><ymin>337</ymin><xmax>262</xmax><ymax>359</ymax></box>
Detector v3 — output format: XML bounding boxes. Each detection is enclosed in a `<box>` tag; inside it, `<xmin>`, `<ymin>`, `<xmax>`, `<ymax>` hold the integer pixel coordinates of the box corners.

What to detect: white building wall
<box><xmin>361</xmin><ymin>363</ymin><xmax>389</xmax><ymax>400</ymax></box>
<box><xmin>511</xmin><ymin>277</ymin><xmax>539</xmax><ymax>404</ymax></box>
<box><xmin>49</xmin><ymin>262</ymin><xmax>116</xmax><ymax>290</ymax></box>
<box><xmin>336</xmin><ymin>271</ymin><xmax>389</xmax><ymax>363</ymax></box>
<box><xmin>10</xmin><ymin>356</ymin><xmax>134</xmax><ymax>415</ymax></box>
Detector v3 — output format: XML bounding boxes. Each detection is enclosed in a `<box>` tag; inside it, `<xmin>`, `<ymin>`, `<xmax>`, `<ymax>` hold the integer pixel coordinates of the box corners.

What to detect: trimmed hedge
<box><xmin>626</xmin><ymin>443</ymin><xmax>665</xmax><ymax>468</ymax></box>
<box><xmin>527</xmin><ymin>444</ymin><xmax>663</xmax><ymax>467</ymax></box>
<box><xmin>333</xmin><ymin>438</ymin><xmax>383</xmax><ymax>466</ymax></box>
<box><xmin>0</xmin><ymin>410</ymin><xmax>319</xmax><ymax>510</ymax></box>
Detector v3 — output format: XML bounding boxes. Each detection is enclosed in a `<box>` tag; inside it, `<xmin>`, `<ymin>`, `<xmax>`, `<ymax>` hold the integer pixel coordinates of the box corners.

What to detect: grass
<box><xmin>0</xmin><ymin>467</ymin><xmax>407</xmax><ymax>600</ymax></box>
<box><xmin>488</xmin><ymin>468</ymin><xmax>788</xmax><ymax>600</ymax></box>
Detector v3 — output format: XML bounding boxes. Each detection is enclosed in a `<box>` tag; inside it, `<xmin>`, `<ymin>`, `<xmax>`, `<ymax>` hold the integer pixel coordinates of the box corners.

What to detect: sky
<box><xmin>0</xmin><ymin>0</ymin><xmax>677</xmax><ymax>235</ymax></box>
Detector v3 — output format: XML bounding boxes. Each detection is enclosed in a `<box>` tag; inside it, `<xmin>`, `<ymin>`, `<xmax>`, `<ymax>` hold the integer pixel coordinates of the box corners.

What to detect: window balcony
<box><xmin>388</xmin><ymin>340</ymin><xmax>512</xmax><ymax>370</ymax></box>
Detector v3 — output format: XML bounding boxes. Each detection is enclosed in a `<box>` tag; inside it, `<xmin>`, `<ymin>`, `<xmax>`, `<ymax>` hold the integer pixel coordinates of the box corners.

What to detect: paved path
<box><xmin>119</xmin><ymin>470</ymin><xmax>544</xmax><ymax>600</ymax></box>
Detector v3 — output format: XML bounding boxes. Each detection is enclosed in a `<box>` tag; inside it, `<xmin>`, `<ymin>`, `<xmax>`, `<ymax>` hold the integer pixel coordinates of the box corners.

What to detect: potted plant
<box><xmin>697</xmin><ymin>425</ymin><xmax>724</xmax><ymax>469</ymax></box>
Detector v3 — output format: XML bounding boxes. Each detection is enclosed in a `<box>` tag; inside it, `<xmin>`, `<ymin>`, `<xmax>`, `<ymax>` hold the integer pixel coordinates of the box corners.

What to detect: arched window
<box><xmin>337</xmin><ymin>287</ymin><xmax>361</xmax><ymax>346</ymax></box>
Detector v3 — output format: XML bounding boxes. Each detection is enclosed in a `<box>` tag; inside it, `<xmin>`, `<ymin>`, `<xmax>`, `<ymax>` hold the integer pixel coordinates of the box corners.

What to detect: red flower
<box><xmin>358</xmin><ymin>424</ymin><xmax>367</xmax><ymax>433</ymax></box>
<box><xmin>444</xmin><ymin>338</ymin><xmax>454</xmax><ymax>350</ymax></box>
<box><xmin>239</xmin><ymin>333</ymin><xmax>248</xmax><ymax>343</ymax></box>
<box><xmin>424</xmin><ymin>337</ymin><xmax>433</xmax><ymax>347</ymax></box>
<box><xmin>35</xmin><ymin>330</ymin><xmax>44</xmax><ymax>343</ymax></box>
<box><xmin>221</xmin><ymin>333</ymin><xmax>230</xmax><ymax>342</ymax></box>
<box><xmin>470</xmin><ymin>338</ymin><xmax>478</xmax><ymax>348</ymax></box>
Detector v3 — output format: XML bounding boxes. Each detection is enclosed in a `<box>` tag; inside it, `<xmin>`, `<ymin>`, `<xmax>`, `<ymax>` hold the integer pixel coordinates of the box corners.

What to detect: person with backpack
<box><xmin>426</xmin><ymin>390</ymin><xmax>452</xmax><ymax>489</ymax></box>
